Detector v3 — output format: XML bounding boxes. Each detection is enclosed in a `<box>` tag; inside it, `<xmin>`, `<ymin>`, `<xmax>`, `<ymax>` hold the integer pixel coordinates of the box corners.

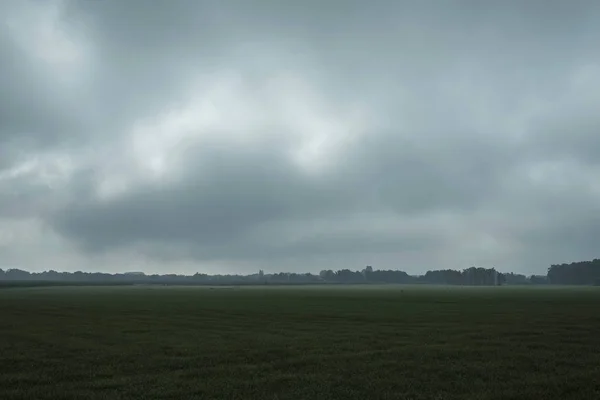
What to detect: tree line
<box><xmin>547</xmin><ymin>259</ymin><xmax>600</xmax><ymax>285</ymax></box>
<box><xmin>2</xmin><ymin>259</ymin><xmax>598</xmax><ymax>286</ymax></box>
<box><xmin>0</xmin><ymin>263</ymin><xmax>576</xmax><ymax>286</ymax></box>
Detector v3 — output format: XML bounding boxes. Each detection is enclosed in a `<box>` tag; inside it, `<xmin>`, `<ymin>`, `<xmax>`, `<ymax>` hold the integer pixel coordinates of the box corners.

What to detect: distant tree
<box><xmin>529</xmin><ymin>275</ymin><xmax>548</xmax><ymax>285</ymax></box>
<box><xmin>362</xmin><ymin>266</ymin><xmax>373</xmax><ymax>281</ymax></box>
<box><xmin>319</xmin><ymin>270</ymin><xmax>335</xmax><ymax>281</ymax></box>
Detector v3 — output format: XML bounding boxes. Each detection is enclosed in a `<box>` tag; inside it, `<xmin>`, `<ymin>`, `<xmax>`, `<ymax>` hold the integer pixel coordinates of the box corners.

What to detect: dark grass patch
<box><xmin>1</xmin><ymin>285</ymin><xmax>599</xmax><ymax>399</ymax></box>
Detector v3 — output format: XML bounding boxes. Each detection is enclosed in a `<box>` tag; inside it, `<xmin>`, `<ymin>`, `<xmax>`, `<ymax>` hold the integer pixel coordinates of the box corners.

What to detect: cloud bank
<box><xmin>2</xmin><ymin>0</ymin><xmax>600</xmax><ymax>275</ymax></box>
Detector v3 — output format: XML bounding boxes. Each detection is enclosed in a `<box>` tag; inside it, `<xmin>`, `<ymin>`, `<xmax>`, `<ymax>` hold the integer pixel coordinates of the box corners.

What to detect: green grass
<box><xmin>1</xmin><ymin>285</ymin><xmax>599</xmax><ymax>399</ymax></box>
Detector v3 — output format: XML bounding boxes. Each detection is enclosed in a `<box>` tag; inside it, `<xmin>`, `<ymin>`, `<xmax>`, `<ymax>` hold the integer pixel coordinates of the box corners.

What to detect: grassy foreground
<box><xmin>1</xmin><ymin>285</ymin><xmax>599</xmax><ymax>400</ymax></box>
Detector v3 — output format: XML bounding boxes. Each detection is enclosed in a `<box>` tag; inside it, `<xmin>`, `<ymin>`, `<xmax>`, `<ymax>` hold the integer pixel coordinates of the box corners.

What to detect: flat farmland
<box><xmin>1</xmin><ymin>285</ymin><xmax>599</xmax><ymax>399</ymax></box>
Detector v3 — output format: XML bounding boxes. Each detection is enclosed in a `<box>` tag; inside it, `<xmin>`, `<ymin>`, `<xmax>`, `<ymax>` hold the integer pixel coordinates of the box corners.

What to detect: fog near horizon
<box><xmin>1</xmin><ymin>0</ymin><xmax>600</xmax><ymax>276</ymax></box>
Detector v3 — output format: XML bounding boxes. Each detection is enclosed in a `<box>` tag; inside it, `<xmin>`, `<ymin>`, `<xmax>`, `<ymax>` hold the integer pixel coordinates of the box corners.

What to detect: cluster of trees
<box><xmin>0</xmin><ymin>266</ymin><xmax>499</xmax><ymax>286</ymax></box>
<box><xmin>1</xmin><ymin>259</ymin><xmax>597</xmax><ymax>286</ymax></box>
<box><xmin>319</xmin><ymin>267</ymin><xmax>413</xmax><ymax>283</ymax></box>
<box><xmin>420</xmin><ymin>267</ymin><xmax>502</xmax><ymax>285</ymax></box>
<box><xmin>547</xmin><ymin>259</ymin><xmax>600</xmax><ymax>285</ymax></box>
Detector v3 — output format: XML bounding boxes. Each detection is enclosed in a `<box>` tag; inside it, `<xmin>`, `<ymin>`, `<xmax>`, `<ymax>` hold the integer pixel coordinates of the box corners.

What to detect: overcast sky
<box><xmin>1</xmin><ymin>0</ymin><xmax>600</xmax><ymax>275</ymax></box>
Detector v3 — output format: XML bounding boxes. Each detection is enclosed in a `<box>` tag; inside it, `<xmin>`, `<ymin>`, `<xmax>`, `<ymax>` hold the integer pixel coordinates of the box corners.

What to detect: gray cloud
<box><xmin>1</xmin><ymin>0</ymin><xmax>600</xmax><ymax>274</ymax></box>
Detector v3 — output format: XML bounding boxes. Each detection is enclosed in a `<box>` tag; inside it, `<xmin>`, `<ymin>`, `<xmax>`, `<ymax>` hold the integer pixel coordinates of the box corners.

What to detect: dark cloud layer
<box><xmin>1</xmin><ymin>0</ymin><xmax>600</xmax><ymax>274</ymax></box>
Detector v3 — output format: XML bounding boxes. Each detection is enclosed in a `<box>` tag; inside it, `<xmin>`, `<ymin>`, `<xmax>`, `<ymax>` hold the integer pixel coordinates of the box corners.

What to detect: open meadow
<box><xmin>1</xmin><ymin>285</ymin><xmax>599</xmax><ymax>399</ymax></box>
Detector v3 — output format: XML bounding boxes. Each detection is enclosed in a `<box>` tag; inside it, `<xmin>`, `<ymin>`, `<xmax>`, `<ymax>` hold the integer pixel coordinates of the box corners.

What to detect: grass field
<box><xmin>1</xmin><ymin>285</ymin><xmax>599</xmax><ymax>399</ymax></box>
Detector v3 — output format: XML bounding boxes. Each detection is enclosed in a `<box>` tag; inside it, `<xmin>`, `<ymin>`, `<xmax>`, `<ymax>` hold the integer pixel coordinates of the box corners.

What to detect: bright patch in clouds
<box><xmin>4</xmin><ymin>0</ymin><xmax>90</xmax><ymax>82</ymax></box>
<box><xmin>97</xmin><ymin>70</ymin><xmax>372</xmax><ymax>199</ymax></box>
